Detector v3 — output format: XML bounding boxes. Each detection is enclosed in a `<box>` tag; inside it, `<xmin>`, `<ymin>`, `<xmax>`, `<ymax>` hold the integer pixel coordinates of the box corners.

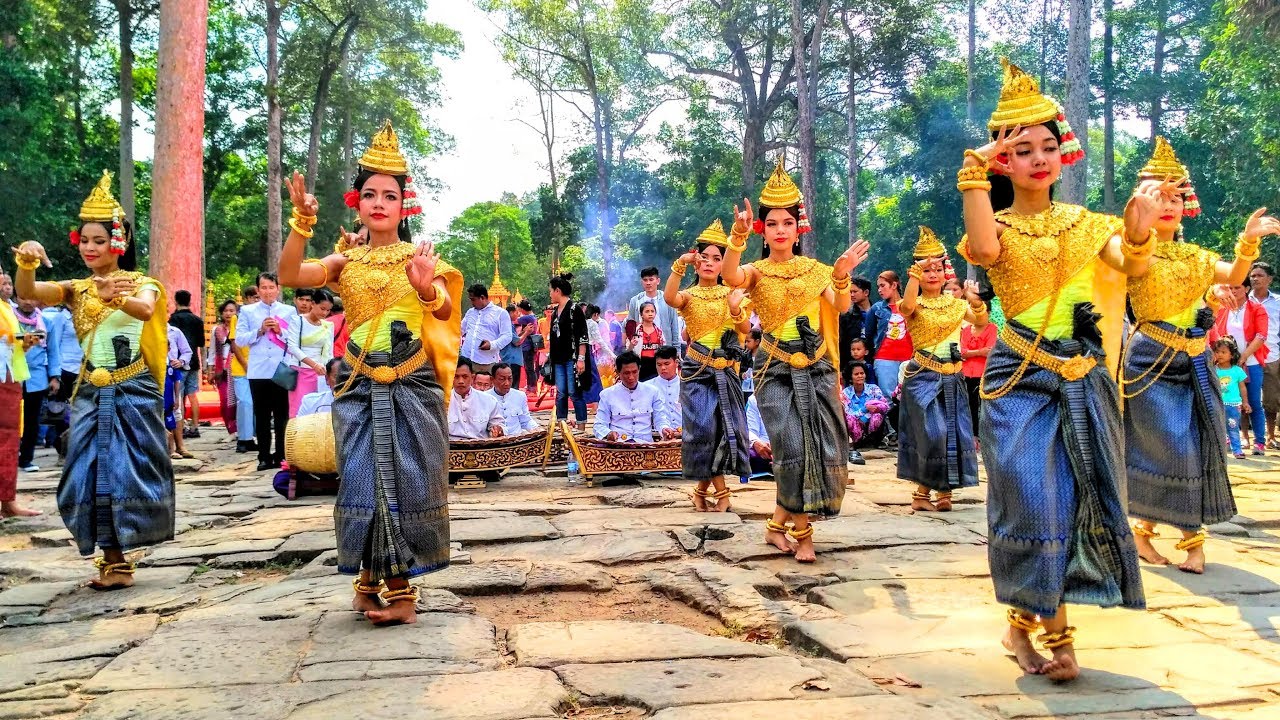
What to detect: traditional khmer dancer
<box><xmin>663</xmin><ymin>219</ymin><xmax>752</xmax><ymax>512</ymax></box>
<box><xmin>957</xmin><ymin>60</ymin><xmax>1168</xmax><ymax>681</ymax></box>
<box><xmin>12</xmin><ymin>171</ymin><xmax>174</xmax><ymax>589</ymax></box>
<box><xmin>1123</xmin><ymin>137</ymin><xmax>1279</xmax><ymax>574</ymax></box>
<box><xmin>897</xmin><ymin>227</ymin><xmax>983</xmax><ymax>512</ymax></box>
<box><xmin>721</xmin><ymin>159</ymin><xmax>869</xmax><ymax>563</ymax></box>
<box><xmin>277</xmin><ymin>120</ymin><xmax>462</xmax><ymax>626</ymax></box>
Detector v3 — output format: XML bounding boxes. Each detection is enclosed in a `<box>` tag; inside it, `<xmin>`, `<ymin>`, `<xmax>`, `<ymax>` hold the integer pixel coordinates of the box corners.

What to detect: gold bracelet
<box><xmin>964</xmin><ymin>149</ymin><xmax>989</xmax><ymax>168</ymax></box>
<box><xmin>291</xmin><ymin>208</ymin><xmax>318</xmax><ymax>228</ymax></box>
<box><xmin>958</xmin><ymin>180</ymin><xmax>993</xmax><ymax>193</ymax></box>
<box><xmin>671</xmin><ymin>260</ymin><xmax>687</xmax><ymax>277</ymax></box>
<box><xmin>302</xmin><ymin>258</ymin><xmax>330</xmax><ymax>287</ymax></box>
<box><xmin>288</xmin><ymin>218</ymin><xmax>315</xmax><ymax>239</ymax></box>
<box><xmin>957</xmin><ymin>165</ymin><xmax>988</xmax><ymax>183</ymax></box>
<box><xmin>729</xmin><ymin>307</ymin><xmax>748</xmax><ymax>324</ymax></box>
<box><xmin>969</xmin><ymin>300</ymin><xmax>988</xmax><ymax>313</ymax></box>
<box><xmin>419</xmin><ymin>288</ymin><xmax>446</xmax><ymax>313</ymax></box>
<box><xmin>12</xmin><ymin>253</ymin><xmax>40</xmax><ymax>271</ymax></box>
<box><xmin>105</xmin><ymin>295</ymin><xmax>128</xmax><ymax>310</ymax></box>
<box><xmin>1121</xmin><ymin>228</ymin><xmax>1157</xmax><ymax>258</ymax></box>
<box><xmin>727</xmin><ymin>230</ymin><xmax>748</xmax><ymax>253</ymax></box>
<box><xmin>1236</xmin><ymin>239</ymin><xmax>1261</xmax><ymax>263</ymax></box>
<box><xmin>831</xmin><ymin>274</ymin><xmax>851</xmax><ymax>291</ymax></box>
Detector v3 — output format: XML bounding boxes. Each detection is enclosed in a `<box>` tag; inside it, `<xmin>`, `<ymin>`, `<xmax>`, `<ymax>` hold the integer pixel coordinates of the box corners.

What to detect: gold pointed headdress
<box><xmin>79</xmin><ymin>170</ymin><xmax>123</xmax><ymax>222</ymax></box>
<box><xmin>987</xmin><ymin>59</ymin><xmax>1084</xmax><ymax>165</ymax></box>
<box><xmin>756</xmin><ymin>157</ymin><xmax>812</xmax><ymax>234</ymax></box>
<box><xmin>695</xmin><ymin>219</ymin><xmax>729</xmax><ymax>248</ymax></box>
<box><xmin>913</xmin><ymin>226</ymin><xmax>946</xmax><ymax>259</ymax></box>
<box><xmin>359</xmin><ymin>119</ymin><xmax>409</xmax><ymax>176</ymax></box>
<box><xmin>1139</xmin><ymin>136</ymin><xmax>1199</xmax><ymax>217</ymax></box>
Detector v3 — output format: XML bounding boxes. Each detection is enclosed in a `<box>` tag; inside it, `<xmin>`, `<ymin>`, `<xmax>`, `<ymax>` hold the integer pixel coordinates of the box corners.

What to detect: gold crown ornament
<box><xmin>987</xmin><ymin>59</ymin><xmax>1083</xmax><ymax>165</ymax></box>
<box><xmin>1139</xmin><ymin>136</ymin><xmax>1199</xmax><ymax>217</ymax></box>
<box><xmin>695</xmin><ymin>219</ymin><xmax>729</xmax><ymax>248</ymax></box>
<box><xmin>356</xmin><ymin>119</ymin><xmax>421</xmax><ymax>218</ymax></box>
<box><xmin>756</xmin><ymin>157</ymin><xmax>811</xmax><ymax>234</ymax></box>
<box><xmin>74</xmin><ymin>170</ymin><xmax>128</xmax><ymax>254</ymax></box>
<box><xmin>913</xmin><ymin>226</ymin><xmax>947</xmax><ymax>259</ymax></box>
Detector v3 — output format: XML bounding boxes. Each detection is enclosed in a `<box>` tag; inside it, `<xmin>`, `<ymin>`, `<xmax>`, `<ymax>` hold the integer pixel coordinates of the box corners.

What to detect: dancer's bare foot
<box><xmin>352</xmin><ymin>591</ymin><xmax>382</xmax><ymax>613</ymax></box>
<box><xmin>935</xmin><ymin>493</ymin><xmax>953</xmax><ymax>512</ymax></box>
<box><xmin>712</xmin><ymin>489</ymin><xmax>732</xmax><ymax>513</ymax></box>
<box><xmin>1179</xmin><ymin>545</ymin><xmax>1206</xmax><ymax>574</ymax></box>
<box><xmin>691</xmin><ymin>487</ymin><xmax>710</xmax><ymax>512</ymax></box>
<box><xmin>791</xmin><ymin>532</ymin><xmax>816</xmax><ymax>563</ymax></box>
<box><xmin>87</xmin><ymin>560</ymin><xmax>135</xmax><ymax>591</ymax></box>
<box><xmin>764</xmin><ymin>521</ymin><xmax>794</xmax><ymax>554</ymax></box>
<box><xmin>365</xmin><ymin>585</ymin><xmax>418</xmax><ymax>626</ymax></box>
<box><xmin>0</xmin><ymin>501</ymin><xmax>42</xmax><ymax>518</ymax></box>
<box><xmin>1002</xmin><ymin>626</ymin><xmax>1050</xmax><ymax>675</ymax></box>
<box><xmin>1041</xmin><ymin>644</ymin><xmax>1080</xmax><ymax>682</ymax></box>
<box><xmin>1134</xmin><ymin>532</ymin><xmax>1169</xmax><ymax>566</ymax></box>
<box><xmin>910</xmin><ymin>495</ymin><xmax>937</xmax><ymax>512</ymax></box>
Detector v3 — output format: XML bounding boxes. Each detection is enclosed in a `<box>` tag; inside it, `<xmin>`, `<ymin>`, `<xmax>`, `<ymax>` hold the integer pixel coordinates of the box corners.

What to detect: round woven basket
<box><xmin>285</xmin><ymin>412</ymin><xmax>337</xmax><ymax>473</ymax></box>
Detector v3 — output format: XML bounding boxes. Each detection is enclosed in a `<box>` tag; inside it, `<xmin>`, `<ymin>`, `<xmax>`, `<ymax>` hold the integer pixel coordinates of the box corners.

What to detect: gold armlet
<box><xmin>727</xmin><ymin>230</ymin><xmax>748</xmax><ymax>253</ymax></box>
<box><xmin>302</xmin><ymin>258</ymin><xmax>330</xmax><ymax>287</ymax></box>
<box><xmin>288</xmin><ymin>218</ymin><xmax>315</xmax><ymax>239</ymax></box>
<box><xmin>12</xmin><ymin>253</ymin><xmax>41</xmax><ymax>272</ymax></box>
<box><xmin>419</xmin><ymin>288</ymin><xmax>446</xmax><ymax>313</ymax></box>
<box><xmin>670</xmin><ymin>260</ymin><xmax>687</xmax><ymax>277</ymax></box>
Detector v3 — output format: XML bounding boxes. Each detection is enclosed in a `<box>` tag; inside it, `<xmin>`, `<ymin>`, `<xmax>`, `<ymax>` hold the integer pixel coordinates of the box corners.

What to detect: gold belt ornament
<box><xmin>345</xmin><ymin>343</ymin><xmax>428</xmax><ymax>384</ymax></box>
<box><xmin>761</xmin><ymin>338</ymin><xmax>827</xmax><ymax>369</ymax></box>
<box><xmin>999</xmin><ymin>326</ymin><xmax>1096</xmax><ymax>382</ymax></box>
<box><xmin>1137</xmin><ymin>322</ymin><xmax>1207</xmax><ymax>357</ymax></box>
<box><xmin>84</xmin><ymin>357</ymin><xmax>147</xmax><ymax>388</ymax></box>
<box><xmin>911</xmin><ymin>351</ymin><xmax>962</xmax><ymax>375</ymax></box>
<box><xmin>686</xmin><ymin>345</ymin><xmax>733</xmax><ymax>370</ymax></box>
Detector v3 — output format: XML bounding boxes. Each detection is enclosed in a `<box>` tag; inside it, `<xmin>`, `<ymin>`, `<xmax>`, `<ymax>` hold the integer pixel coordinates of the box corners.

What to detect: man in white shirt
<box><xmin>297</xmin><ymin>359</ymin><xmax>340</xmax><ymax>417</ymax></box>
<box><xmin>644</xmin><ymin>345</ymin><xmax>681</xmax><ymax>436</ymax></box>
<box><xmin>746</xmin><ymin>394</ymin><xmax>773</xmax><ymax>477</ymax></box>
<box><xmin>595</xmin><ymin>351</ymin><xmax>677</xmax><ymax>442</ymax></box>
<box><xmin>234</xmin><ymin>272</ymin><xmax>299</xmax><ymax>471</ymax></box>
<box><xmin>449</xmin><ymin>362</ymin><xmax>505</xmax><ymax>440</ymax></box>
<box><xmin>460</xmin><ymin>284</ymin><xmax>513</xmax><ymax>374</ymax></box>
<box><xmin>488</xmin><ymin>363</ymin><xmax>539</xmax><ymax>436</ymax></box>
<box><xmin>626</xmin><ymin>267</ymin><xmax>680</xmax><ymax>351</ymax></box>
<box><xmin>1249</xmin><ymin>262</ymin><xmax>1280</xmax><ymax>447</ymax></box>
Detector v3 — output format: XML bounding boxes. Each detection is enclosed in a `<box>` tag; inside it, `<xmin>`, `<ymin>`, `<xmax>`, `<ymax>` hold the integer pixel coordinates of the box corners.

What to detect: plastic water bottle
<box><xmin>567</xmin><ymin>458</ymin><xmax>582</xmax><ymax>485</ymax></box>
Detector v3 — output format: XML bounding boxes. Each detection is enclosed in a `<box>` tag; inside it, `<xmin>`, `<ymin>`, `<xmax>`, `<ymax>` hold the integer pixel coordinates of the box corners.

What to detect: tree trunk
<box><xmin>1102</xmin><ymin>0</ymin><xmax>1116</xmax><ymax>211</ymax></box>
<box><xmin>791</xmin><ymin>0</ymin><xmax>827</xmax><ymax>257</ymax></box>
<box><xmin>117</xmin><ymin>0</ymin><xmax>135</xmax><ymax>223</ymax></box>
<box><xmin>1150</xmin><ymin>0</ymin><xmax>1167</xmax><ymax>138</ymax></box>
<box><xmin>845</xmin><ymin>19</ymin><xmax>859</xmax><ymax>242</ymax></box>
<box><xmin>742</xmin><ymin>116</ymin><xmax>763</xmax><ymax>201</ymax></box>
<box><xmin>149</xmin><ymin>0</ymin><xmax>208</xmax><ymax>298</ymax></box>
<box><xmin>265</xmin><ymin>0</ymin><xmax>283</xmax><ymax>273</ymax></box>
<box><xmin>967</xmin><ymin>0</ymin><xmax>977</xmax><ymax>124</ymax></box>
<box><xmin>1062</xmin><ymin>0</ymin><xmax>1091</xmax><ymax>204</ymax></box>
<box><xmin>305</xmin><ymin>14</ymin><xmax>359</xmax><ymax>190</ymax></box>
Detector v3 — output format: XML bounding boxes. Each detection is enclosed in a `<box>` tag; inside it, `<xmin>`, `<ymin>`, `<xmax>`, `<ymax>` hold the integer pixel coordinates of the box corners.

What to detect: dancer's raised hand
<box><xmin>284</xmin><ymin>171</ymin><xmax>319</xmax><ymax>217</ymax></box>
<box><xmin>11</xmin><ymin>241</ymin><xmax>51</xmax><ymax>269</ymax></box>
<box><xmin>407</xmin><ymin>240</ymin><xmax>441</xmax><ymax>296</ymax></box>
<box><xmin>971</xmin><ymin>124</ymin><xmax>1027</xmax><ymax>176</ymax></box>
<box><xmin>93</xmin><ymin>274</ymin><xmax>137</xmax><ymax>303</ymax></box>
<box><xmin>1244</xmin><ymin>207</ymin><xmax>1280</xmax><ymax>242</ymax></box>
<box><xmin>963</xmin><ymin>279</ymin><xmax>982</xmax><ymax>303</ymax></box>
<box><xmin>834</xmin><ymin>238</ymin><xmax>871</xmax><ymax>278</ymax></box>
<box><xmin>727</xmin><ymin>288</ymin><xmax>746</xmax><ymax>313</ymax></box>
<box><xmin>731</xmin><ymin>198</ymin><xmax>754</xmax><ymax>239</ymax></box>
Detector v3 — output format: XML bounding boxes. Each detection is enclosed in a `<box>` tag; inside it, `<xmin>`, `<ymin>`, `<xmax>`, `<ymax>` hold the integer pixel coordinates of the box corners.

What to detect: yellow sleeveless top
<box><xmin>1129</xmin><ymin>240</ymin><xmax>1219</xmax><ymax>329</ymax></box>
<box><xmin>906</xmin><ymin>294</ymin><xmax>967</xmax><ymax>354</ymax></box>
<box><xmin>68</xmin><ymin>271</ymin><xmax>168</xmax><ymax>384</ymax></box>
<box><xmin>680</xmin><ymin>284</ymin><xmax>743</xmax><ymax>348</ymax></box>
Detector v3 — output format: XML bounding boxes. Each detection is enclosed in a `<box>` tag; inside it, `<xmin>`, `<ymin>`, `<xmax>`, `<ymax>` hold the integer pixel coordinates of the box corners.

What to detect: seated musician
<box><xmin>275</xmin><ymin>358</ymin><xmax>342</xmax><ymax>499</ymax></box>
<box><xmin>746</xmin><ymin>394</ymin><xmax>773</xmax><ymax>478</ymax></box>
<box><xmin>643</xmin><ymin>344</ymin><xmax>681</xmax><ymax>436</ymax></box>
<box><xmin>593</xmin><ymin>351</ymin><xmax>678</xmax><ymax>442</ymax></box>
<box><xmin>487</xmin><ymin>362</ymin><xmax>539</xmax><ymax>436</ymax></box>
<box><xmin>448</xmin><ymin>360</ymin><xmax>505</xmax><ymax>484</ymax></box>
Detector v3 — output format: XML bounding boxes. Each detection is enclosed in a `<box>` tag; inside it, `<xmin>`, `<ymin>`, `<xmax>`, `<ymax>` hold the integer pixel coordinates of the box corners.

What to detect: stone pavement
<box><xmin>3</xmin><ymin>420</ymin><xmax>1280</xmax><ymax>719</ymax></box>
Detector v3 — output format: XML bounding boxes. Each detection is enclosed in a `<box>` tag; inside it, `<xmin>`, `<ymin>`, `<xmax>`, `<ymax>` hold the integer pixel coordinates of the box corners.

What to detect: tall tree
<box><xmin>265</xmin><ymin>0</ymin><xmax>283</xmax><ymax>271</ymax></box>
<box><xmin>1101</xmin><ymin>0</ymin><xmax>1116</xmax><ymax>210</ymax></box>
<box><xmin>1061</xmin><ymin>0</ymin><xmax>1091</xmax><ymax>203</ymax></box>
<box><xmin>790</xmin><ymin>0</ymin><xmax>828</xmax><ymax>256</ymax></box>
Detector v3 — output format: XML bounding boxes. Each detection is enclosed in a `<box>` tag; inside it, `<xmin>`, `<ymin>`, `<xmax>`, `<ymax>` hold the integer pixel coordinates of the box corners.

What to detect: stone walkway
<box><xmin>3</xmin><ymin>418</ymin><xmax>1280</xmax><ymax>719</ymax></box>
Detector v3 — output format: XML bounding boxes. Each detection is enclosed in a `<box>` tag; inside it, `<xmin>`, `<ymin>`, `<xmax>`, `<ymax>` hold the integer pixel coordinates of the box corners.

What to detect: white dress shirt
<box><xmin>297</xmin><ymin>388</ymin><xmax>334</xmax><ymax>417</ymax></box>
<box><xmin>593</xmin><ymin>381</ymin><xmax>673</xmax><ymax>440</ymax></box>
<box><xmin>486</xmin><ymin>387</ymin><xmax>539</xmax><ymax>435</ymax></box>
<box><xmin>235</xmin><ymin>301</ymin><xmax>299</xmax><ymax>379</ymax></box>
<box><xmin>644</xmin><ymin>374</ymin><xmax>681</xmax><ymax>429</ymax></box>
<box><xmin>448</xmin><ymin>388</ymin><xmax>504</xmax><ymax>439</ymax></box>
<box><xmin>746</xmin><ymin>395</ymin><xmax>769</xmax><ymax>446</ymax></box>
<box><xmin>461</xmin><ymin>302</ymin><xmax>513</xmax><ymax>366</ymax></box>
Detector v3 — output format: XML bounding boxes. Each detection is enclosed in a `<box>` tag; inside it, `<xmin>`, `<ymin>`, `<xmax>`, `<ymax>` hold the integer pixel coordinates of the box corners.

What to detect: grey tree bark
<box><xmin>1061</xmin><ymin>0</ymin><xmax>1092</xmax><ymax>204</ymax></box>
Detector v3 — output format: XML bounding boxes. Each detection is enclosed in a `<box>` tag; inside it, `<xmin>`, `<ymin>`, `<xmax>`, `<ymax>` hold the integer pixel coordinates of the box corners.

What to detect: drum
<box><xmin>284</xmin><ymin>412</ymin><xmax>338</xmax><ymax>473</ymax></box>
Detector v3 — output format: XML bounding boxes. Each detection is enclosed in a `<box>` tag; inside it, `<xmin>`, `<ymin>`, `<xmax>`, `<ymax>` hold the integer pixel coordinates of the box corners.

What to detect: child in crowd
<box><xmin>1215</xmin><ymin>338</ymin><xmax>1249</xmax><ymax>460</ymax></box>
<box><xmin>627</xmin><ymin>302</ymin><xmax>664</xmax><ymax>381</ymax></box>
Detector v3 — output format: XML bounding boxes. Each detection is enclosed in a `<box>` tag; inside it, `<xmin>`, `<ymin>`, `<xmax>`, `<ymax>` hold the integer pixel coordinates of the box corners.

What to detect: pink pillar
<box><xmin>148</xmin><ymin>0</ymin><xmax>209</xmax><ymax>303</ymax></box>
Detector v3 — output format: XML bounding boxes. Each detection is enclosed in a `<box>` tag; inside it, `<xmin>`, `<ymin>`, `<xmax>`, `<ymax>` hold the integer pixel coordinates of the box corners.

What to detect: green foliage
<box><xmin>438</xmin><ymin>201</ymin><xmax>546</xmax><ymax>305</ymax></box>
